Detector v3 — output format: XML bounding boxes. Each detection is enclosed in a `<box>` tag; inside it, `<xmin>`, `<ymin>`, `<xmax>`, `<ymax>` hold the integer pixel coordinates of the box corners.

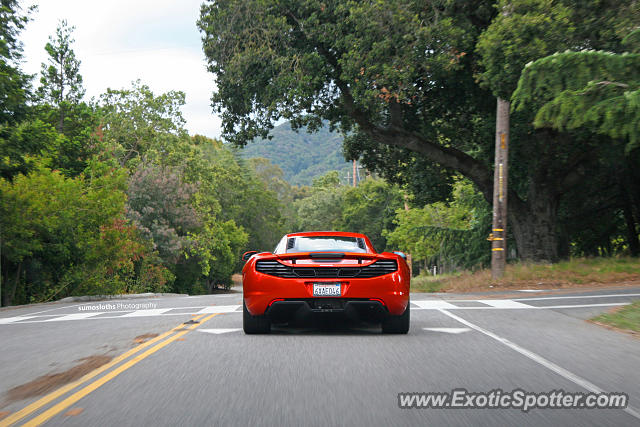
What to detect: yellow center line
<box><xmin>0</xmin><ymin>314</ymin><xmax>208</xmax><ymax>427</ymax></box>
<box><xmin>21</xmin><ymin>313</ymin><xmax>219</xmax><ymax>427</ymax></box>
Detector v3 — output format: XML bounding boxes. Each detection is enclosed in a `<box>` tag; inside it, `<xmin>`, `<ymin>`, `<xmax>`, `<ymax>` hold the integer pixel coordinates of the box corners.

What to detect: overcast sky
<box><xmin>20</xmin><ymin>0</ymin><xmax>221</xmax><ymax>138</ymax></box>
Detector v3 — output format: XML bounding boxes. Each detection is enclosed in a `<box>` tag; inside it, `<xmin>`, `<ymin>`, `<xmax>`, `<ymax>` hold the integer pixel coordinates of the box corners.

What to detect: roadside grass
<box><xmin>411</xmin><ymin>257</ymin><xmax>640</xmax><ymax>293</ymax></box>
<box><xmin>592</xmin><ymin>301</ymin><xmax>640</xmax><ymax>333</ymax></box>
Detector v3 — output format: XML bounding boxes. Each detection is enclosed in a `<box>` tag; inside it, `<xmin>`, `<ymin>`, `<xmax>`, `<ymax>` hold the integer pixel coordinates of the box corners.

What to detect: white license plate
<box><xmin>313</xmin><ymin>283</ymin><xmax>341</xmax><ymax>297</ymax></box>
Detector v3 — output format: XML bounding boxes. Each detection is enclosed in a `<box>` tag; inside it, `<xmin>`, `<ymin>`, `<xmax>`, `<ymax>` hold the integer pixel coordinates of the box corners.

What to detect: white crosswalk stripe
<box><xmin>0</xmin><ymin>315</ymin><xmax>39</xmax><ymax>324</ymax></box>
<box><xmin>120</xmin><ymin>308</ymin><xmax>173</xmax><ymax>317</ymax></box>
<box><xmin>0</xmin><ymin>295</ymin><xmax>636</xmax><ymax>324</ymax></box>
<box><xmin>480</xmin><ymin>299</ymin><xmax>533</xmax><ymax>309</ymax></box>
<box><xmin>46</xmin><ymin>312</ymin><xmax>105</xmax><ymax>322</ymax></box>
<box><xmin>411</xmin><ymin>300</ymin><xmax>458</xmax><ymax>309</ymax></box>
<box><xmin>195</xmin><ymin>305</ymin><xmax>241</xmax><ymax>314</ymax></box>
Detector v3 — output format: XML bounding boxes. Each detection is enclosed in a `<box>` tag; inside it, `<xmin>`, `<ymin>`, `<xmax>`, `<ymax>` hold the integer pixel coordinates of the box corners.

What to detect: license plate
<box><xmin>313</xmin><ymin>283</ymin><xmax>341</xmax><ymax>297</ymax></box>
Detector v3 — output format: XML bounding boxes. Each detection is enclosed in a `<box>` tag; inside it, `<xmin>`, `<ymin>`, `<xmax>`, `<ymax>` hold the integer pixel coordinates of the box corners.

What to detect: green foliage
<box><xmin>294</xmin><ymin>171</ymin><xmax>348</xmax><ymax>232</ymax></box>
<box><xmin>0</xmin><ymin>0</ymin><xmax>32</xmax><ymax>125</ymax></box>
<box><xmin>0</xmin><ymin>75</ymin><xmax>282</xmax><ymax>303</ymax></box>
<box><xmin>98</xmin><ymin>80</ymin><xmax>187</xmax><ymax>167</ymax></box>
<box><xmin>198</xmin><ymin>0</ymin><xmax>640</xmax><ymax>263</ymax></box>
<box><xmin>0</xmin><ymin>162</ymin><xmax>171</xmax><ymax>304</ymax></box>
<box><xmin>291</xmin><ymin>172</ymin><xmax>402</xmax><ymax>252</ymax></box>
<box><xmin>513</xmin><ymin>50</ymin><xmax>640</xmax><ymax>150</ymax></box>
<box><xmin>198</xmin><ymin>0</ymin><xmax>494</xmax><ymax>144</ymax></box>
<box><xmin>476</xmin><ymin>0</ymin><xmax>574</xmax><ymax>98</ymax></box>
<box><xmin>187</xmin><ymin>141</ymin><xmax>283</xmax><ymax>254</ymax></box>
<box><xmin>385</xmin><ymin>179</ymin><xmax>491</xmax><ymax>271</ymax></box>
<box><xmin>341</xmin><ymin>178</ymin><xmax>403</xmax><ymax>251</ymax></box>
<box><xmin>4</xmin><ymin>0</ymin><xmax>640</xmax><ymax>307</ymax></box>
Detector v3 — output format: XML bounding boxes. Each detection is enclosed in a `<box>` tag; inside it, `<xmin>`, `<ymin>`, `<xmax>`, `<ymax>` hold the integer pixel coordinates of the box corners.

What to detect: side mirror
<box><xmin>242</xmin><ymin>251</ymin><xmax>259</xmax><ymax>262</ymax></box>
<box><xmin>393</xmin><ymin>251</ymin><xmax>407</xmax><ymax>260</ymax></box>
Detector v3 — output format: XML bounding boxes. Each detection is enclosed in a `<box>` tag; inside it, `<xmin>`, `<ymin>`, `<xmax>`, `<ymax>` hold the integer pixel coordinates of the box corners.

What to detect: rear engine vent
<box><xmin>255</xmin><ymin>260</ymin><xmax>397</xmax><ymax>279</ymax></box>
<box><xmin>357</xmin><ymin>238</ymin><xmax>366</xmax><ymax>250</ymax></box>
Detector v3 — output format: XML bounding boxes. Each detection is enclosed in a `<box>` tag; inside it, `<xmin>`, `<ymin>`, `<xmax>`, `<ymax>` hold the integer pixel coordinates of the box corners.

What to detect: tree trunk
<box><xmin>509</xmin><ymin>192</ymin><xmax>559</xmax><ymax>262</ymax></box>
<box><xmin>58</xmin><ymin>106</ymin><xmax>65</xmax><ymax>133</ymax></box>
<box><xmin>622</xmin><ymin>195</ymin><xmax>639</xmax><ymax>256</ymax></box>
<box><xmin>3</xmin><ymin>262</ymin><xmax>22</xmax><ymax>306</ymax></box>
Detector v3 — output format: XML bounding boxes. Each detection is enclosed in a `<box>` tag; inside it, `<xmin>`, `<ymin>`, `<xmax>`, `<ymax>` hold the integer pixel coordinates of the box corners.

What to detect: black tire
<box><xmin>381</xmin><ymin>302</ymin><xmax>410</xmax><ymax>334</ymax></box>
<box><xmin>243</xmin><ymin>300</ymin><xmax>271</xmax><ymax>334</ymax></box>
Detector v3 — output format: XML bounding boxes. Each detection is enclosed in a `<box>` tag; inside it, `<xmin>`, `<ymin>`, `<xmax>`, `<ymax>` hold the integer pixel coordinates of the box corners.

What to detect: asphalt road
<box><xmin>0</xmin><ymin>286</ymin><xmax>639</xmax><ymax>426</ymax></box>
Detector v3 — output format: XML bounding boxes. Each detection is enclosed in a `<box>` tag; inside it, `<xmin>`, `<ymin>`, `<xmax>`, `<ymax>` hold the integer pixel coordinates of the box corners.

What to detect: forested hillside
<box><xmin>240</xmin><ymin>122</ymin><xmax>352</xmax><ymax>185</ymax></box>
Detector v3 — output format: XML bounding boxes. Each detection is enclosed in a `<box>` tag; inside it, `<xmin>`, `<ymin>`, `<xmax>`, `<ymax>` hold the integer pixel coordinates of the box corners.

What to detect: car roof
<box><xmin>286</xmin><ymin>231</ymin><xmax>367</xmax><ymax>239</ymax></box>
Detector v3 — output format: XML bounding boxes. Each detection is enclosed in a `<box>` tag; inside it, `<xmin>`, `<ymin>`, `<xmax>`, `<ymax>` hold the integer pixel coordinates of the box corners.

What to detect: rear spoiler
<box><xmin>265</xmin><ymin>252</ymin><xmax>384</xmax><ymax>263</ymax></box>
<box><xmin>308</xmin><ymin>252</ymin><xmax>345</xmax><ymax>259</ymax></box>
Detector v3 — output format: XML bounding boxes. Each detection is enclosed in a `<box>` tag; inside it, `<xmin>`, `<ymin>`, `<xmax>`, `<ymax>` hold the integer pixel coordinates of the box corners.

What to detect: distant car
<box><xmin>241</xmin><ymin>231</ymin><xmax>410</xmax><ymax>334</ymax></box>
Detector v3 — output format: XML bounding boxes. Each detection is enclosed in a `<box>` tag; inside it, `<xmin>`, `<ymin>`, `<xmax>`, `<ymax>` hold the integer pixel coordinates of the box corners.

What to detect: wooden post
<box><xmin>352</xmin><ymin>160</ymin><xmax>357</xmax><ymax>187</ymax></box>
<box><xmin>491</xmin><ymin>98</ymin><xmax>509</xmax><ymax>279</ymax></box>
<box><xmin>403</xmin><ymin>194</ymin><xmax>413</xmax><ymax>276</ymax></box>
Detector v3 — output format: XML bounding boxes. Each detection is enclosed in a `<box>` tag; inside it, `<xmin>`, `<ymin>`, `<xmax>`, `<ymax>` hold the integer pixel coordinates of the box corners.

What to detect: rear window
<box><xmin>287</xmin><ymin>236</ymin><xmax>367</xmax><ymax>253</ymax></box>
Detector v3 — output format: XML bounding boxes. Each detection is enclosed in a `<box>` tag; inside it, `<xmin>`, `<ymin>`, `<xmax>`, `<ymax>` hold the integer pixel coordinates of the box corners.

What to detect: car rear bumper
<box><xmin>243</xmin><ymin>271</ymin><xmax>409</xmax><ymax>317</ymax></box>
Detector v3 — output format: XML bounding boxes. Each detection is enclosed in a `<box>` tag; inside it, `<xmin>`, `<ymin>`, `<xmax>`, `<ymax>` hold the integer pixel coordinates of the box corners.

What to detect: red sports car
<box><xmin>241</xmin><ymin>231</ymin><xmax>410</xmax><ymax>334</ymax></box>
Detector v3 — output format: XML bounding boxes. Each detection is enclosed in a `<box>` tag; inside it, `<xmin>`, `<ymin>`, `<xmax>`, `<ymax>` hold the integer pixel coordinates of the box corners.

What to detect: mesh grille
<box><xmin>255</xmin><ymin>260</ymin><xmax>397</xmax><ymax>279</ymax></box>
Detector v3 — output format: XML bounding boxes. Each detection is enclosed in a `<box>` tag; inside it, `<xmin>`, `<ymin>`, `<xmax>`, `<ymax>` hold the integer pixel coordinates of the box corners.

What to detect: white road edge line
<box><xmin>410</xmin><ymin>302</ymin><xmax>629</xmax><ymax>310</ymax></box>
<box><xmin>438</xmin><ymin>309</ymin><xmax>640</xmax><ymax>421</ymax></box>
<box><xmin>543</xmin><ymin>303</ymin><xmax>630</xmax><ymax>309</ymax></box>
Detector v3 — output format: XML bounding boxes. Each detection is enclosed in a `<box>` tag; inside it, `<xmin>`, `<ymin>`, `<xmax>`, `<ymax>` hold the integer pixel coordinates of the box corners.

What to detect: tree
<box><xmin>37</xmin><ymin>20</ymin><xmax>85</xmax><ymax>132</ymax></box>
<box><xmin>0</xmin><ymin>0</ymin><xmax>33</xmax><ymax>125</ymax></box>
<box><xmin>475</xmin><ymin>0</ymin><xmax>638</xmax><ymax>261</ymax></box>
<box><xmin>198</xmin><ymin>0</ymin><xmax>638</xmax><ymax>262</ymax></box>
<box><xmin>385</xmin><ymin>179</ymin><xmax>491</xmax><ymax>272</ymax></box>
<box><xmin>511</xmin><ymin>31</ymin><xmax>640</xmax><ymax>256</ymax></box>
<box><xmin>98</xmin><ymin>81</ymin><xmax>187</xmax><ymax>167</ymax></box>
<box><xmin>125</xmin><ymin>158</ymin><xmax>248</xmax><ymax>292</ymax></box>
<box><xmin>512</xmin><ymin>37</ymin><xmax>640</xmax><ymax>152</ymax></box>
<box><xmin>0</xmin><ymin>160</ymin><xmax>164</xmax><ymax>305</ymax></box>
<box><xmin>197</xmin><ymin>0</ymin><xmax>519</xmax><ymax>256</ymax></box>
<box><xmin>126</xmin><ymin>162</ymin><xmax>201</xmax><ymax>264</ymax></box>
<box><xmin>294</xmin><ymin>171</ymin><xmax>348</xmax><ymax>232</ymax></box>
<box><xmin>340</xmin><ymin>178</ymin><xmax>403</xmax><ymax>251</ymax></box>
<box><xmin>0</xmin><ymin>0</ymin><xmax>35</xmax><ymax>181</ymax></box>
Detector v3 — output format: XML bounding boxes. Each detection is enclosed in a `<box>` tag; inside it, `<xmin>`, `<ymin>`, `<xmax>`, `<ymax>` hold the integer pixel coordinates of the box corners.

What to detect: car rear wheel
<box><xmin>381</xmin><ymin>302</ymin><xmax>410</xmax><ymax>334</ymax></box>
<box><xmin>243</xmin><ymin>300</ymin><xmax>271</xmax><ymax>334</ymax></box>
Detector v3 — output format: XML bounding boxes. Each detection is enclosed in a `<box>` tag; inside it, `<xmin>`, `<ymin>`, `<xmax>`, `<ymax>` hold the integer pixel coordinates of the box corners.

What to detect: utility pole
<box><xmin>0</xmin><ymin>222</ymin><xmax>2</xmax><ymax>306</ymax></box>
<box><xmin>352</xmin><ymin>160</ymin><xmax>357</xmax><ymax>187</ymax></box>
<box><xmin>403</xmin><ymin>194</ymin><xmax>413</xmax><ymax>277</ymax></box>
<box><xmin>490</xmin><ymin>98</ymin><xmax>509</xmax><ymax>279</ymax></box>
